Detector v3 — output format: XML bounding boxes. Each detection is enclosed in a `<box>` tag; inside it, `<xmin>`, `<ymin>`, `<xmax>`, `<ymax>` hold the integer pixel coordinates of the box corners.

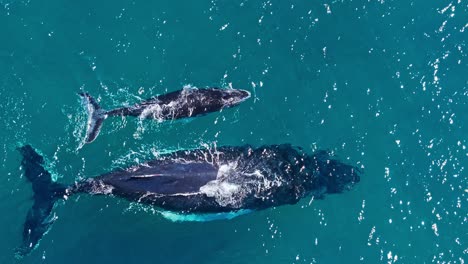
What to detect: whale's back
<box><xmin>101</xmin><ymin>162</ymin><xmax>218</xmax><ymax>195</ymax></box>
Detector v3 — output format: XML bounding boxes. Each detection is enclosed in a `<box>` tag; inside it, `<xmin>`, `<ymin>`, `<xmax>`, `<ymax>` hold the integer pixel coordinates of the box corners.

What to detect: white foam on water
<box><xmin>139</xmin><ymin>103</ymin><xmax>166</xmax><ymax>122</ymax></box>
<box><xmin>200</xmin><ymin>181</ymin><xmax>240</xmax><ymax>202</ymax></box>
<box><xmin>199</xmin><ymin>162</ymin><xmax>245</xmax><ymax>207</ymax></box>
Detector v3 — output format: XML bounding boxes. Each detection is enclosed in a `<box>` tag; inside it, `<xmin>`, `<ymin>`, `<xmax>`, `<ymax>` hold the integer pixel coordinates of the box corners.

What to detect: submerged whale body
<box><xmin>80</xmin><ymin>87</ymin><xmax>251</xmax><ymax>143</ymax></box>
<box><xmin>17</xmin><ymin>144</ymin><xmax>360</xmax><ymax>257</ymax></box>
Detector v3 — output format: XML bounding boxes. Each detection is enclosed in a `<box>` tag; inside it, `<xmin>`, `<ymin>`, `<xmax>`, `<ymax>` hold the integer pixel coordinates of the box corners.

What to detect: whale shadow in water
<box><xmin>16</xmin><ymin>144</ymin><xmax>360</xmax><ymax>257</ymax></box>
<box><xmin>80</xmin><ymin>87</ymin><xmax>251</xmax><ymax>144</ymax></box>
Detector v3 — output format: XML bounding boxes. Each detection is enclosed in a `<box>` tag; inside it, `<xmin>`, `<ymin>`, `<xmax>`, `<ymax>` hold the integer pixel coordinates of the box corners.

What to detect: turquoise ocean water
<box><xmin>1</xmin><ymin>0</ymin><xmax>467</xmax><ymax>263</ymax></box>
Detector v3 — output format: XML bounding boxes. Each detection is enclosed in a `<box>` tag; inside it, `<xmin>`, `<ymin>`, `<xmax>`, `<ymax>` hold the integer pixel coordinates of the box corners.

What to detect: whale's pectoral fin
<box><xmin>16</xmin><ymin>145</ymin><xmax>66</xmax><ymax>258</ymax></box>
<box><xmin>79</xmin><ymin>93</ymin><xmax>107</xmax><ymax>144</ymax></box>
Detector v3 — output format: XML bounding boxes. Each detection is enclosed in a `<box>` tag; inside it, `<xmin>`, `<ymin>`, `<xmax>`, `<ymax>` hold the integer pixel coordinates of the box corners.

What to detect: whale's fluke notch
<box><xmin>16</xmin><ymin>145</ymin><xmax>66</xmax><ymax>258</ymax></box>
<box><xmin>79</xmin><ymin>92</ymin><xmax>107</xmax><ymax>143</ymax></box>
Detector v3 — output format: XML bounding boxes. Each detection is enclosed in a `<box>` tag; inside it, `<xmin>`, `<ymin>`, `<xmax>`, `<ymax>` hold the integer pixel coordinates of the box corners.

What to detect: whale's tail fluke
<box><xmin>16</xmin><ymin>145</ymin><xmax>66</xmax><ymax>258</ymax></box>
<box><xmin>79</xmin><ymin>92</ymin><xmax>107</xmax><ymax>144</ymax></box>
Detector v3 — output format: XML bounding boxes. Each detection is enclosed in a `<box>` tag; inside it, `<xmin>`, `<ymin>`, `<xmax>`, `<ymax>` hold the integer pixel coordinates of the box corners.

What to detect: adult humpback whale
<box><xmin>16</xmin><ymin>144</ymin><xmax>360</xmax><ymax>257</ymax></box>
<box><xmin>80</xmin><ymin>87</ymin><xmax>251</xmax><ymax>143</ymax></box>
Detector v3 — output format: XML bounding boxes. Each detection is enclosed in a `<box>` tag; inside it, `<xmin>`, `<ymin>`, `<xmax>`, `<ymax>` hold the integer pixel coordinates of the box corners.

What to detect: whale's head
<box><xmin>221</xmin><ymin>89</ymin><xmax>251</xmax><ymax>106</ymax></box>
<box><xmin>305</xmin><ymin>152</ymin><xmax>361</xmax><ymax>197</ymax></box>
<box><xmin>321</xmin><ymin>162</ymin><xmax>361</xmax><ymax>194</ymax></box>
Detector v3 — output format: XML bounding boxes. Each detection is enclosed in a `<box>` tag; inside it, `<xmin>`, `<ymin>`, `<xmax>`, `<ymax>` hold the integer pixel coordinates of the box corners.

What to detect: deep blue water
<box><xmin>0</xmin><ymin>0</ymin><xmax>467</xmax><ymax>263</ymax></box>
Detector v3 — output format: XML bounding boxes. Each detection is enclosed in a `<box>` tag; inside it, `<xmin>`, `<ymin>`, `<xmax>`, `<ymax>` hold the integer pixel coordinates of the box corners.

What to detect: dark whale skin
<box><xmin>70</xmin><ymin>144</ymin><xmax>360</xmax><ymax>213</ymax></box>
<box><xmin>16</xmin><ymin>144</ymin><xmax>360</xmax><ymax>257</ymax></box>
<box><xmin>80</xmin><ymin>87</ymin><xmax>251</xmax><ymax>143</ymax></box>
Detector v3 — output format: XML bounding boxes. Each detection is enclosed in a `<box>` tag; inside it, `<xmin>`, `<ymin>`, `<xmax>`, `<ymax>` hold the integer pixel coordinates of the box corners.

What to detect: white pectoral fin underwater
<box><xmin>16</xmin><ymin>144</ymin><xmax>361</xmax><ymax>257</ymax></box>
<box><xmin>79</xmin><ymin>87</ymin><xmax>251</xmax><ymax>144</ymax></box>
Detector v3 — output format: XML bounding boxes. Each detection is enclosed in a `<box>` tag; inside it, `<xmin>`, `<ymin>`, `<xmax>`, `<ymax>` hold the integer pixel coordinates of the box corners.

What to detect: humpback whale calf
<box><xmin>16</xmin><ymin>144</ymin><xmax>360</xmax><ymax>257</ymax></box>
<box><xmin>80</xmin><ymin>87</ymin><xmax>251</xmax><ymax>143</ymax></box>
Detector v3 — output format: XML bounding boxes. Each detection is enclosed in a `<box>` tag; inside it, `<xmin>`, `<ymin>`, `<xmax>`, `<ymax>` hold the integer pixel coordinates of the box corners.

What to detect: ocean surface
<box><xmin>0</xmin><ymin>0</ymin><xmax>467</xmax><ymax>263</ymax></box>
